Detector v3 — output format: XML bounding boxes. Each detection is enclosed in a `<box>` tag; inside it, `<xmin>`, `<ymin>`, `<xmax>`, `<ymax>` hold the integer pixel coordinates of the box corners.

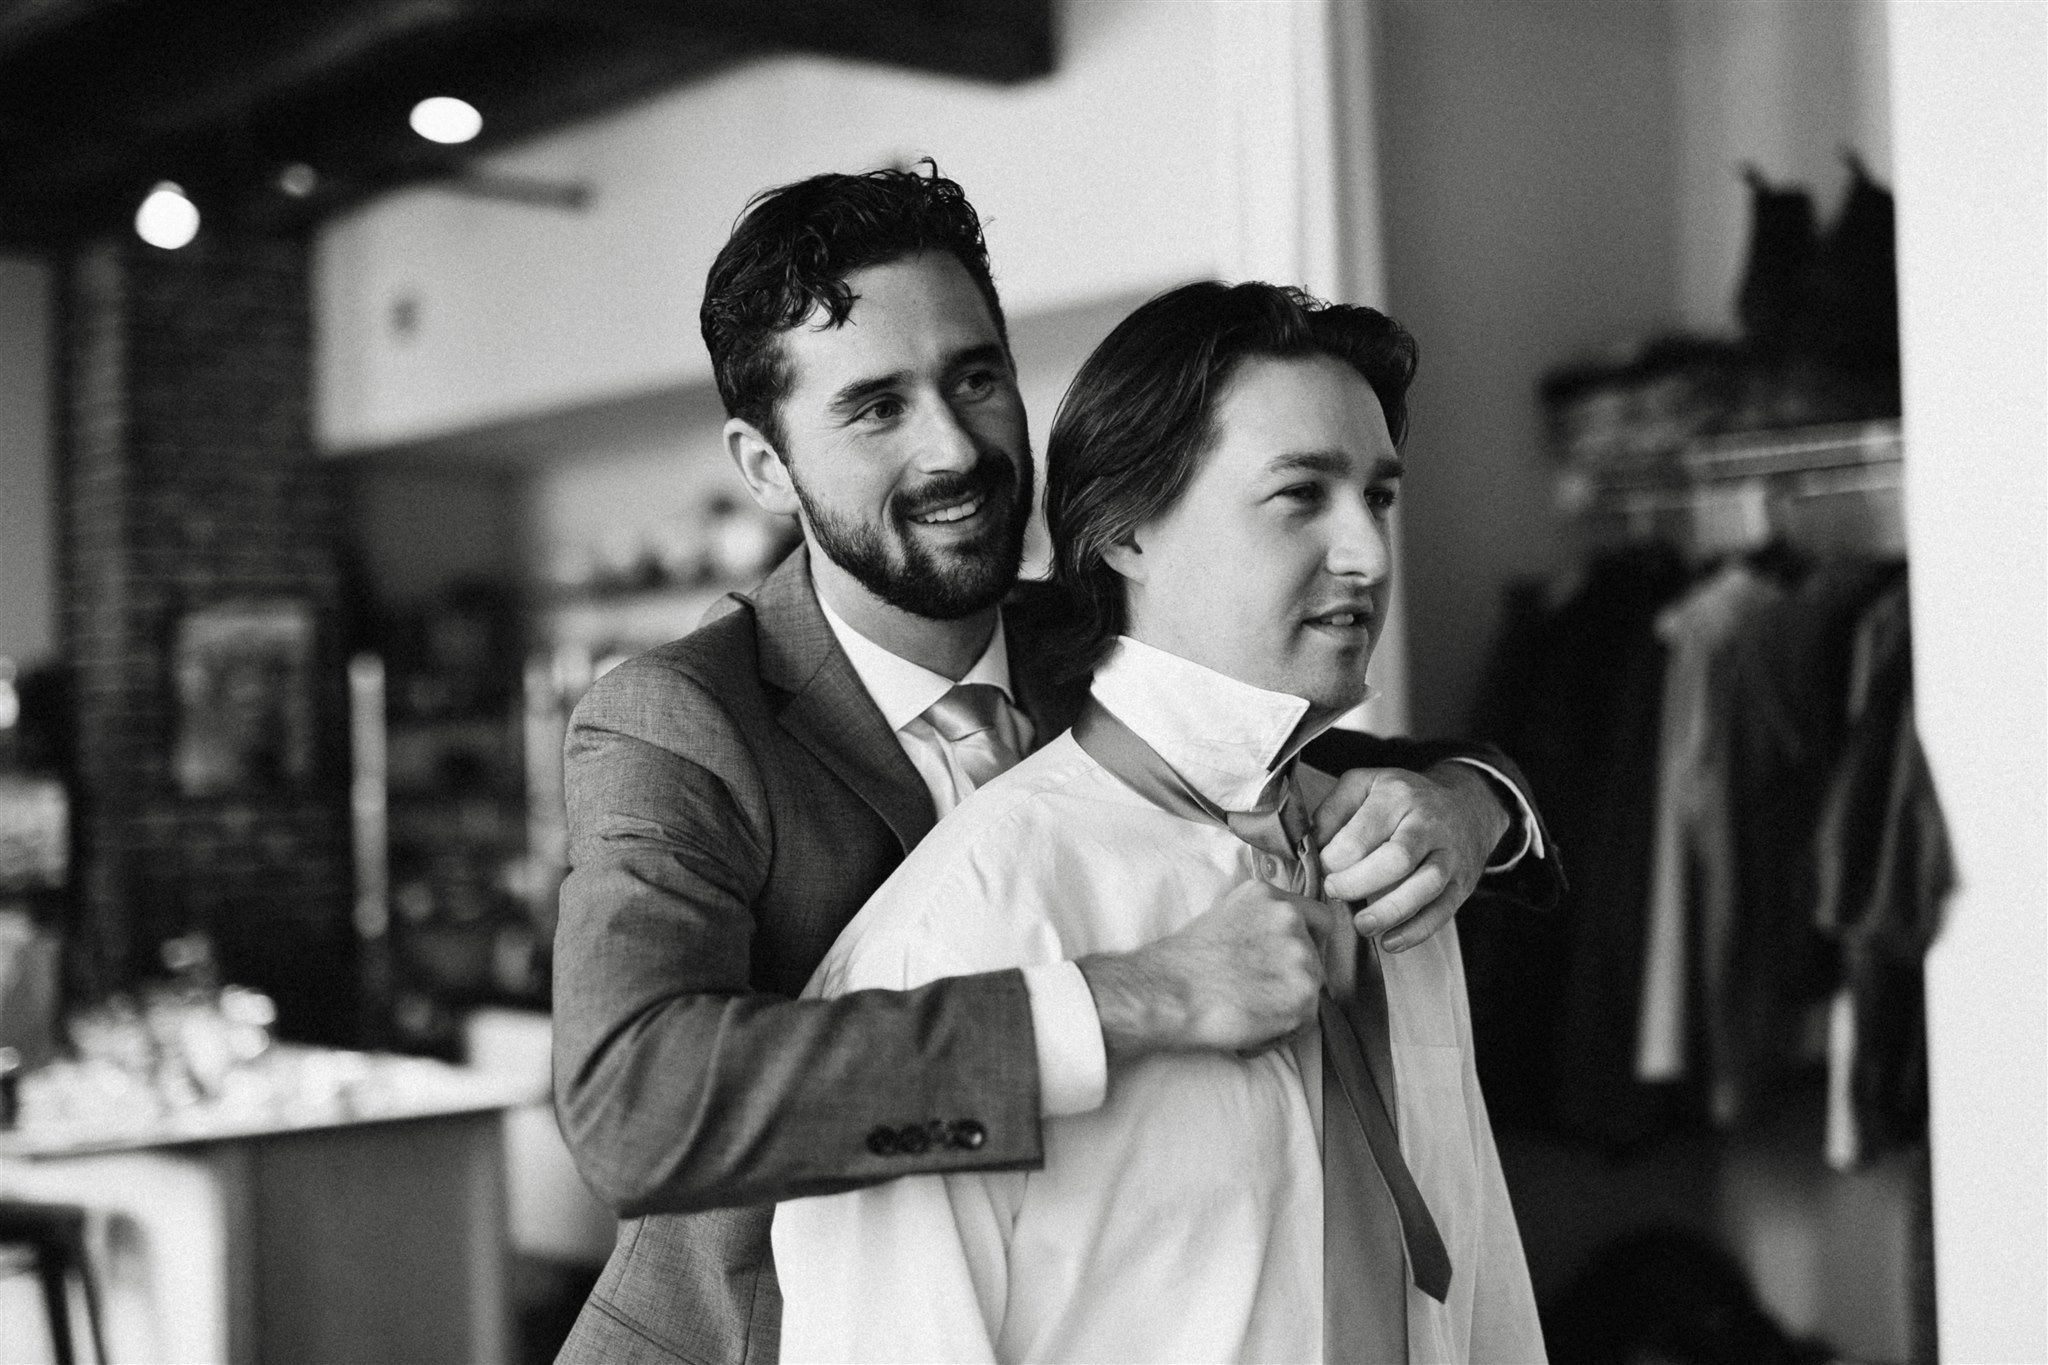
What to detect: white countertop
<box><xmin>1</xmin><ymin>1044</ymin><xmax>546</xmax><ymax>1159</ymax></box>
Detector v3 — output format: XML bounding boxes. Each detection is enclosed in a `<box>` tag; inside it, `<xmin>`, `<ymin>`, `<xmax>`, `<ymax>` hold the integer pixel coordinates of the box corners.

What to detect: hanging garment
<box><xmin>1813</xmin><ymin>584</ymin><xmax>1952</xmax><ymax>1168</ymax></box>
<box><xmin>1736</xmin><ymin>166</ymin><xmax>1820</xmax><ymax>358</ymax></box>
<box><xmin>1704</xmin><ymin>557</ymin><xmax>1905</xmax><ymax>1130</ymax></box>
<box><xmin>1805</xmin><ymin>151</ymin><xmax>1902</xmax><ymax>411</ymax></box>
<box><xmin>1637</xmin><ymin>562</ymin><xmax>1786</xmax><ymax>1084</ymax></box>
<box><xmin>1465</xmin><ymin>546</ymin><xmax>1692</xmax><ymax>1147</ymax></box>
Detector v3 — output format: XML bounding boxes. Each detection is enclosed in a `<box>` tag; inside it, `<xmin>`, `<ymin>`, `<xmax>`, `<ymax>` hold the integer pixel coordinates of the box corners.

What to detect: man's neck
<box><xmin>809</xmin><ymin>546</ymin><xmax>999</xmax><ymax>680</ymax></box>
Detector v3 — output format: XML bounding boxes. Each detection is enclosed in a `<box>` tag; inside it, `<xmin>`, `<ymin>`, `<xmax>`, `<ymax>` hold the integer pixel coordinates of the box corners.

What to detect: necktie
<box><xmin>1071</xmin><ymin>697</ymin><xmax>1452</xmax><ymax>1364</ymax></box>
<box><xmin>922</xmin><ymin>683</ymin><xmax>1025</xmax><ymax>795</ymax></box>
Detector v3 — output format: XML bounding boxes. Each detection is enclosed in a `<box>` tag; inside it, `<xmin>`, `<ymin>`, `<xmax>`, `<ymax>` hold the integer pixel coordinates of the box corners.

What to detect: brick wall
<box><xmin>60</xmin><ymin>233</ymin><xmax>358</xmax><ymax>1043</ymax></box>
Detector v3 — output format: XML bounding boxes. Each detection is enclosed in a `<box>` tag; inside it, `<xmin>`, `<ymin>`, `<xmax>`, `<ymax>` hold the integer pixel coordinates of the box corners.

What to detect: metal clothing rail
<box><xmin>1562</xmin><ymin>419</ymin><xmax>1901</xmax><ymax>498</ymax></box>
<box><xmin>1559</xmin><ymin>420</ymin><xmax>1905</xmax><ymax>557</ymax></box>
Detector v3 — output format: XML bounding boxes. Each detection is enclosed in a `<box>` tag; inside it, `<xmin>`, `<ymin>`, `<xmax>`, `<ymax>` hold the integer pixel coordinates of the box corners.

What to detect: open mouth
<box><xmin>1304</xmin><ymin>607</ymin><xmax>1374</xmax><ymax>631</ymax></box>
<box><xmin>909</xmin><ymin>492</ymin><xmax>988</xmax><ymax>526</ymax></box>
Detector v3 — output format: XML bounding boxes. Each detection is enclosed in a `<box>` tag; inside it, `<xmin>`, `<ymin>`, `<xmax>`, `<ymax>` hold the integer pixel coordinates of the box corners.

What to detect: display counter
<box><xmin>1</xmin><ymin>1047</ymin><xmax>542</xmax><ymax>1363</ymax></box>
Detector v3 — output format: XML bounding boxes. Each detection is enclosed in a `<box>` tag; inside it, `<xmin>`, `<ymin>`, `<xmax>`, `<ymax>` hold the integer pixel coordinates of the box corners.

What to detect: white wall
<box><xmin>1887</xmin><ymin>4</ymin><xmax>2047</xmax><ymax>1359</ymax></box>
<box><xmin>313</xmin><ymin>0</ymin><xmax>1244</xmax><ymax>452</ymax></box>
<box><xmin>0</xmin><ymin>254</ymin><xmax>55</xmax><ymax>667</ymax></box>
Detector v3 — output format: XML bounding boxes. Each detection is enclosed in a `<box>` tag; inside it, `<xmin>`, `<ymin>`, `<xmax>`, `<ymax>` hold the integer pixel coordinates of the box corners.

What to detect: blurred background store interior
<box><xmin>0</xmin><ymin>1</ymin><xmax>2039</xmax><ymax>1362</ymax></box>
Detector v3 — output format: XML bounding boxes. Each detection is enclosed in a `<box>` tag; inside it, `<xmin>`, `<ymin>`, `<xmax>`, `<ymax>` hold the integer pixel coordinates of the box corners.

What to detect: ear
<box><xmin>725</xmin><ymin>418</ymin><xmax>801</xmax><ymax>518</ymax></box>
<box><xmin>1100</xmin><ymin>531</ymin><xmax>1147</xmax><ymax>586</ymax></box>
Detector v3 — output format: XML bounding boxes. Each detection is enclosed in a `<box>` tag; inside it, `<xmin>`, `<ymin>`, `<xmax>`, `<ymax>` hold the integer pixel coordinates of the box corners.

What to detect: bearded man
<box><xmin>551</xmin><ymin>166</ymin><xmax>1559</xmax><ymax>1365</ymax></box>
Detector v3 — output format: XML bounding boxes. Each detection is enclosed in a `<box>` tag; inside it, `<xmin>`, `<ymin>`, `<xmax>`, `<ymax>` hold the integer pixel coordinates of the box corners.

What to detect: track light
<box><xmin>409</xmin><ymin>96</ymin><xmax>482</xmax><ymax>145</ymax></box>
<box><xmin>135</xmin><ymin>181</ymin><xmax>200</xmax><ymax>249</ymax></box>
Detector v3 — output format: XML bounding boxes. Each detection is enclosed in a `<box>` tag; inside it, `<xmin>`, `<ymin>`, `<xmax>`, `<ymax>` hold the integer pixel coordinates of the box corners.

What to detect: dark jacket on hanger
<box><xmin>1703</xmin><ymin>556</ymin><xmax>1905</xmax><ymax>1129</ymax></box>
<box><xmin>1466</xmin><ymin>545</ymin><xmax>1692</xmax><ymax>1146</ymax></box>
<box><xmin>1813</xmin><ymin>582</ymin><xmax>1951</xmax><ymax>1165</ymax></box>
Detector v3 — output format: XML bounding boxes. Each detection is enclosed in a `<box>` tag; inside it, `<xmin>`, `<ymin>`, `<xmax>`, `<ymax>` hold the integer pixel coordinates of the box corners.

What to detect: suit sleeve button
<box><xmin>950</xmin><ymin>1119</ymin><xmax>987</xmax><ymax>1150</ymax></box>
<box><xmin>866</xmin><ymin>1126</ymin><xmax>899</xmax><ymax>1156</ymax></box>
<box><xmin>896</xmin><ymin>1123</ymin><xmax>932</xmax><ymax>1155</ymax></box>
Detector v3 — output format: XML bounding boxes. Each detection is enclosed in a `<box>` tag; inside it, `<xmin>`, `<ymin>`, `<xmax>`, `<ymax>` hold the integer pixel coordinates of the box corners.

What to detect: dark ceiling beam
<box><xmin>224</xmin><ymin>31</ymin><xmax>749</xmax><ymax>232</ymax></box>
<box><xmin>584</xmin><ymin>0</ymin><xmax>1054</xmax><ymax>83</ymax></box>
<box><xmin>0</xmin><ymin>0</ymin><xmax>128</xmax><ymax>60</ymax></box>
<box><xmin>134</xmin><ymin>0</ymin><xmax>469</xmax><ymax>136</ymax></box>
<box><xmin>0</xmin><ymin>0</ymin><xmax>470</xmax><ymax>197</ymax></box>
<box><xmin>0</xmin><ymin>0</ymin><xmax>1056</xmax><ymax>248</ymax></box>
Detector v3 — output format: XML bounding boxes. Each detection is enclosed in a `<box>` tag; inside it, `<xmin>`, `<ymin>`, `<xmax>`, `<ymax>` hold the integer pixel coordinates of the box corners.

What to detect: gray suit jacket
<box><xmin>552</xmin><ymin>547</ymin><xmax>1561</xmax><ymax>1365</ymax></box>
<box><xmin>553</xmin><ymin>549</ymin><xmax>1071</xmax><ymax>1364</ymax></box>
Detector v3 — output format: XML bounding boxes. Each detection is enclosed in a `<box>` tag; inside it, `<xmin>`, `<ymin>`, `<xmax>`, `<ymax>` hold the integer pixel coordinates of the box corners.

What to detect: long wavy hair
<box><xmin>1041</xmin><ymin>280</ymin><xmax>1418</xmax><ymax>681</ymax></box>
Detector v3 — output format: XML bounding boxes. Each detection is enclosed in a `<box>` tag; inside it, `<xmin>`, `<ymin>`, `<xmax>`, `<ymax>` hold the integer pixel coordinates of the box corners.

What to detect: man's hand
<box><xmin>1077</xmin><ymin>881</ymin><xmax>1335</xmax><ymax>1063</ymax></box>
<box><xmin>1312</xmin><ymin>761</ymin><xmax>1512</xmax><ymax>953</ymax></box>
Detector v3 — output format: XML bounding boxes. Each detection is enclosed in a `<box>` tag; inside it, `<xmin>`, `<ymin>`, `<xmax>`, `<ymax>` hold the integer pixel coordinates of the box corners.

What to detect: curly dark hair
<box><xmin>1042</xmin><ymin>280</ymin><xmax>1419</xmax><ymax>680</ymax></box>
<box><xmin>699</xmin><ymin>160</ymin><xmax>1008</xmax><ymax>452</ymax></box>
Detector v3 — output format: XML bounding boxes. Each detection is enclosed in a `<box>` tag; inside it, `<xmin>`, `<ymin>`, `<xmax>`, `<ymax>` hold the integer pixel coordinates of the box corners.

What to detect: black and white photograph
<box><xmin>0</xmin><ymin>2</ymin><xmax>2039</xmax><ymax>1363</ymax></box>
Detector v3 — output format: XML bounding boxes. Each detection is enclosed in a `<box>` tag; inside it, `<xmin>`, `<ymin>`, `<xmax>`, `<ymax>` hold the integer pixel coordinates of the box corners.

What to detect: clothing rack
<box><xmin>1559</xmin><ymin>419</ymin><xmax>1905</xmax><ymax>559</ymax></box>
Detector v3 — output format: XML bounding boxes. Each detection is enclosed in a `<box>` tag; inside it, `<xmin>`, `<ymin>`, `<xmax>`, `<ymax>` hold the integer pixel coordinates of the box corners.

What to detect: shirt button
<box><xmin>865</xmin><ymin>1126</ymin><xmax>899</xmax><ymax>1157</ymax></box>
<box><xmin>949</xmin><ymin>1119</ymin><xmax>987</xmax><ymax>1150</ymax></box>
<box><xmin>1261</xmin><ymin>855</ymin><xmax>1282</xmax><ymax>879</ymax></box>
<box><xmin>896</xmin><ymin>1123</ymin><xmax>932</xmax><ymax>1155</ymax></box>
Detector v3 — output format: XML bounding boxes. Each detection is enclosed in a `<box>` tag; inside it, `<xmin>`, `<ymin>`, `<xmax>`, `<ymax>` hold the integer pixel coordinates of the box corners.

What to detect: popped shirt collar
<box><xmin>1089</xmin><ymin>636</ymin><xmax>1360</xmax><ymax>811</ymax></box>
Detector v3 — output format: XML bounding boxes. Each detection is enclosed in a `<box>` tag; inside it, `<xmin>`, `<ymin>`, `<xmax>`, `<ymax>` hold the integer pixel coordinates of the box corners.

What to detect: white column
<box><xmin>1211</xmin><ymin>0</ymin><xmax>1410</xmax><ymax>734</ymax></box>
<box><xmin>1887</xmin><ymin>3</ymin><xmax>2047</xmax><ymax>1359</ymax></box>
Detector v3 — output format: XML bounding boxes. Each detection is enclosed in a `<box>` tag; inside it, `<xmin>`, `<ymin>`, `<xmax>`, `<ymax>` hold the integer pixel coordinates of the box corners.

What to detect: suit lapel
<box><xmin>748</xmin><ymin>547</ymin><xmax>938</xmax><ymax>854</ymax></box>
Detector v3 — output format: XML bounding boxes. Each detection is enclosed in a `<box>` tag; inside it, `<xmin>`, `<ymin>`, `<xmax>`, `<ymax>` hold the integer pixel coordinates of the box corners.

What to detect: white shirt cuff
<box><xmin>1022</xmin><ymin>960</ymin><xmax>1108</xmax><ymax>1118</ymax></box>
<box><xmin>1444</xmin><ymin>756</ymin><xmax>1545</xmax><ymax>872</ymax></box>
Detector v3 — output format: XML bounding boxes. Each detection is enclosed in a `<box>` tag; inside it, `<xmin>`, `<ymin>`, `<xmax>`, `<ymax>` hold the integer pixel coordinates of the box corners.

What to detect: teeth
<box><xmin>1314</xmin><ymin>612</ymin><xmax>1366</xmax><ymax>627</ymax></box>
<box><xmin>913</xmin><ymin>494</ymin><xmax>985</xmax><ymax>525</ymax></box>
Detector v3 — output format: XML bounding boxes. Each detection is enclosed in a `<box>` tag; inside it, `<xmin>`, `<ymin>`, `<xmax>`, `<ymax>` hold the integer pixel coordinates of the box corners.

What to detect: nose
<box><xmin>912</xmin><ymin>394</ymin><xmax>981</xmax><ymax>474</ymax></box>
<box><xmin>1326</xmin><ymin>495</ymin><xmax>1392</xmax><ymax>584</ymax></box>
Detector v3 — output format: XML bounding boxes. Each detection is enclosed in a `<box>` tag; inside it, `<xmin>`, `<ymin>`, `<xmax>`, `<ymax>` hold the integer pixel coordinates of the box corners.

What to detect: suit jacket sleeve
<box><xmin>551</xmin><ymin>655</ymin><xmax>1043</xmax><ymax>1219</ymax></box>
<box><xmin>1299</xmin><ymin>730</ymin><xmax>1565</xmax><ymax>912</ymax></box>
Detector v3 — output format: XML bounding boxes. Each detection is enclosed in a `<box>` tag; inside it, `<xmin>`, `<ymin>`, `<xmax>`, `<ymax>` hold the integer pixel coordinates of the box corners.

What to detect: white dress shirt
<box><xmin>816</xmin><ymin>594</ymin><xmax>1106</xmax><ymax>1117</ymax></box>
<box><xmin>773</xmin><ymin>637</ymin><xmax>1546</xmax><ymax>1364</ymax></box>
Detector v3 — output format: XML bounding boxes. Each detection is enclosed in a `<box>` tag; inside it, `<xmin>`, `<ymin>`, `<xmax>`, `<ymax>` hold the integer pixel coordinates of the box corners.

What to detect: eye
<box><xmin>1366</xmin><ymin>485</ymin><xmax>1399</xmax><ymax>512</ymax></box>
<box><xmin>1277</xmin><ymin>482</ymin><xmax>1327</xmax><ymax>507</ymax></box>
<box><xmin>857</xmin><ymin>395</ymin><xmax>906</xmax><ymax>424</ymax></box>
<box><xmin>955</xmin><ymin>367</ymin><xmax>1003</xmax><ymax>399</ymax></box>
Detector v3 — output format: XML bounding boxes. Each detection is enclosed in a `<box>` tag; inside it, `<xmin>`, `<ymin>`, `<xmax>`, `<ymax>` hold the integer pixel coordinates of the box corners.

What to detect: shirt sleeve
<box><xmin>1023</xmin><ymin>960</ymin><xmax>1109</xmax><ymax>1117</ymax></box>
<box><xmin>1443</xmin><ymin>756</ymin><xmax>1545</xmax><ymax>871</ymax></box>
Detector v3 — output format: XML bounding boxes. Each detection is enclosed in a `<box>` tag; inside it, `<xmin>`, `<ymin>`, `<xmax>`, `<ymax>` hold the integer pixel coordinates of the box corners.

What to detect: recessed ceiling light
<box><xmin>410</xmin><ymin>96</ymin><xmax>482</xmax><ymax>145</ymax></box>
<box><xmin>135</xmin><ymin>181</ymin><xmax>199</xmax><ymax>249</ymax></box>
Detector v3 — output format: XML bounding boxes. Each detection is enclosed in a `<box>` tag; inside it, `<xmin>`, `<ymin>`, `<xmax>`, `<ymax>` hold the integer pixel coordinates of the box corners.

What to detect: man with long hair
<box><xmin>774</xmin><ymin>281</ymin><xmax>1544</xmax><ymax>1362</ymax></box>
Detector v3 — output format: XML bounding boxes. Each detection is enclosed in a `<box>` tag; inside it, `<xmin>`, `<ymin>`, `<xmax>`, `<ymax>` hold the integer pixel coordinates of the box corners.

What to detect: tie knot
<box><xmin>1225</xmin><ymin>774</ymin><xmax>1314</xmax><ymax>875</ymax></box>
<box><xmin>924</xmin><ymin>683</ymin><xmax>1009</xmax><ymax>742</ymax></box>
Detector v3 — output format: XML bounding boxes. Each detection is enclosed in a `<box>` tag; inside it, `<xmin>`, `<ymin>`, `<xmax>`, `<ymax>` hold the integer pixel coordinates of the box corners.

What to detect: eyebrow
<box><xmin>825</xmin><ymin>342</ymin><xmax>1011</xmax><ymax>419</ymax></box>
<box><xmin>1265</xmin><ymin>450</ymin><xmax>1407</xmax><ymax>480</ymax></box>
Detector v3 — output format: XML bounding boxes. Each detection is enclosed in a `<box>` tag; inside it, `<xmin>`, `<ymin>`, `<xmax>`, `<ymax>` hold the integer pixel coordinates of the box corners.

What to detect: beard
<box><xmin>793</xmin><ymin>450</ymin><xmax>1033</xmax><ymax>621</ymax></box>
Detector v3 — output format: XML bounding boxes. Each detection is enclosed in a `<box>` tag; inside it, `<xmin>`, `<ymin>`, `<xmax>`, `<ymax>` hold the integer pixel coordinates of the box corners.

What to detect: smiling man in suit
<box><xmin>551</xmin><ymin>164</ymin><xmax>1559</xmax><ymax>1365</ymax></box>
